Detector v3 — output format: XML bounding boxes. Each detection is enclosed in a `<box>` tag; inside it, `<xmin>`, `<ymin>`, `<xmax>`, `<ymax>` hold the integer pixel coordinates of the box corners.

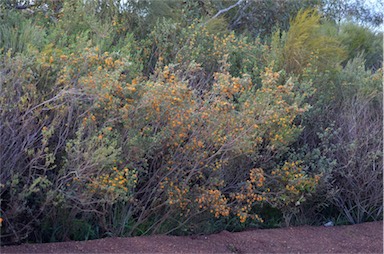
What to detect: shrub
<box><xmin>0</xmin><ymin>11</ymin><xmax>46</xmax><ymax>55</ymax></box>
<box><xmin>0</xmin><ymin>51</ymin><xmax>71</xmax><ymax>244</ymax></box>
<box><xmin>2</xmin><ymin>43</ymin><xmax>315</xmax><ymax>241</ymax></box>
<box><xmin>293</xmin><ymin>57</ymin><xmax>383</xmax><ymax>225</ymax></box>
<box><xmin>120</xmin><ymin>63</ymin><xmax>314</xmax><ymax>235</ymax></box>
<box><xmin>324</xmin><ymin>64</ymin><xmax>383</xmax><ymax>223</ymax></box>
<box><xmin>146</xmin><ymin>19</ymin><xmax>271</xmax><ymax>90</ymax></box>
<box><xmin>338</xmin><ymin>22</ymin><xmax>383</xmax><ymax>70</ymax></box>
<box><xmin>0</xmin><ymin>45</ymin><xmax>142</xmax><ymax>242</ymax></box>
<box><xmin>280</xmin><ymin>9</ymin><xmax>345</xmax><ymax>74</ymax></box>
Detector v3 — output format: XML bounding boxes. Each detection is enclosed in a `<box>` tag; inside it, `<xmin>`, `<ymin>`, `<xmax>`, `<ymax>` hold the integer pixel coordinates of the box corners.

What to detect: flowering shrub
<box><xmin>115</xmin><ymin>62</ymin><xmax>314</xmax><ymax>234</ymax></box>
<box><xmin>267</xmin><ymin>161</ymin><xmax>320</xmax><ymax>226</ymax></box>
<box><xmin>147</xmin><ymin>19</ymin><xmax>271</xmax><ymax>90</ymax></box>
<box><xmin>0</xmin><ymin>41</ymin><xmax>315</xmax><ymax>240</ymax></box>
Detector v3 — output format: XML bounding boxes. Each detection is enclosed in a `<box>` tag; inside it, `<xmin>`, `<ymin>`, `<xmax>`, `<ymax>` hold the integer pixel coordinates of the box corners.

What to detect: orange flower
<box><xmin>60</xmin><ymin>55</ymin><xmax>68</xmax><ymax>61</ymax></box>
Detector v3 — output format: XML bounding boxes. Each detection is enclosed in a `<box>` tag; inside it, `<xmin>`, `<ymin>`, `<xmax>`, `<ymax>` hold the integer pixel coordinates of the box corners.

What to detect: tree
<box><xmin>321</xmin><ymin>0</ymin><xmax>383</xmax><ymax>27</ymax></box>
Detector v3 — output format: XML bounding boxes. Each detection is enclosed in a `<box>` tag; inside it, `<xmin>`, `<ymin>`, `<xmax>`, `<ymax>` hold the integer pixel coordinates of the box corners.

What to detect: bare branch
<box><xmin>206</xmin><ymin>0</ymin><xmax>245</xmax><ymax>23</ymax></box>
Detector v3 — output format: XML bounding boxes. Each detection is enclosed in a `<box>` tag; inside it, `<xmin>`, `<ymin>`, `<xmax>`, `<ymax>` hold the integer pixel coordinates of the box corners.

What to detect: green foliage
<box><xmin>46</xmin><ymin>0</ymin><xmax>113</xmax><ymax>51</ymax></box>
<box><xmin>0</xmin><ymin>11</ymin><xmax>46</xmax><ymax>55</ymax></box>
<box><xmin>281</xmin><ymin>8</ymin><xmax>346</xmax><ymax>74</ymax></box>
<box><xmin>148</xmin><ymin>18</ymin><xmax>272</xmax><ymax>89</ymax></box>
<box><xmin>338</xmin><ymin>22</ymin><xmax>383</xmax><ymax>70</ymax></box>
<box><xmin>205</xmin><ymin>16</ymin><xmax>229</xmax><ymax>35</ymax></box>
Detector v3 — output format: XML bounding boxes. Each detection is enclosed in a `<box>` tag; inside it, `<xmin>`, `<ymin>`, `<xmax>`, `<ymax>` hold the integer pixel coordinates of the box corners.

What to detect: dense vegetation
<box><xmin>0</xmin><ymin>0</ymin><xmax>382</xmax><ymax>244</ymax></box>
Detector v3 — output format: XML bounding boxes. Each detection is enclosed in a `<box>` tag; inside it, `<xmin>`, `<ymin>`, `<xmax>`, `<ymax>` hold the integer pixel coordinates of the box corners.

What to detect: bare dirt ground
<box><xmin>1</xmin><ymin>221</ymin><xmax>382</xmax><ymax>253</ymax></box>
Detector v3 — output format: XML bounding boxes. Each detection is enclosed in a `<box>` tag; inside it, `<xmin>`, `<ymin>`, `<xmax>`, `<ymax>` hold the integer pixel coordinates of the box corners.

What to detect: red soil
<box><xmin>1</xmin><ymin>221</ymin><xmax>382</xmax><ymax>253</ymax></box>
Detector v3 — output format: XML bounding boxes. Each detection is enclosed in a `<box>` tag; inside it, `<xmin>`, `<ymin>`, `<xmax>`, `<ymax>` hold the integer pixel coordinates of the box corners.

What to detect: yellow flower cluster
<box><xmin>269</xmin><ymin>161</ymin><xmax>320</xmax><ymax>209</ymax></box>
<box><xmin>87</xmin><ymin>167</ymin><xmax>137</xmax><ymax>200</ymax></box>
<box><xmin>196</xmin><ymin>189</ymin><xmax>230</xmax><ymax>218</ymax></box>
